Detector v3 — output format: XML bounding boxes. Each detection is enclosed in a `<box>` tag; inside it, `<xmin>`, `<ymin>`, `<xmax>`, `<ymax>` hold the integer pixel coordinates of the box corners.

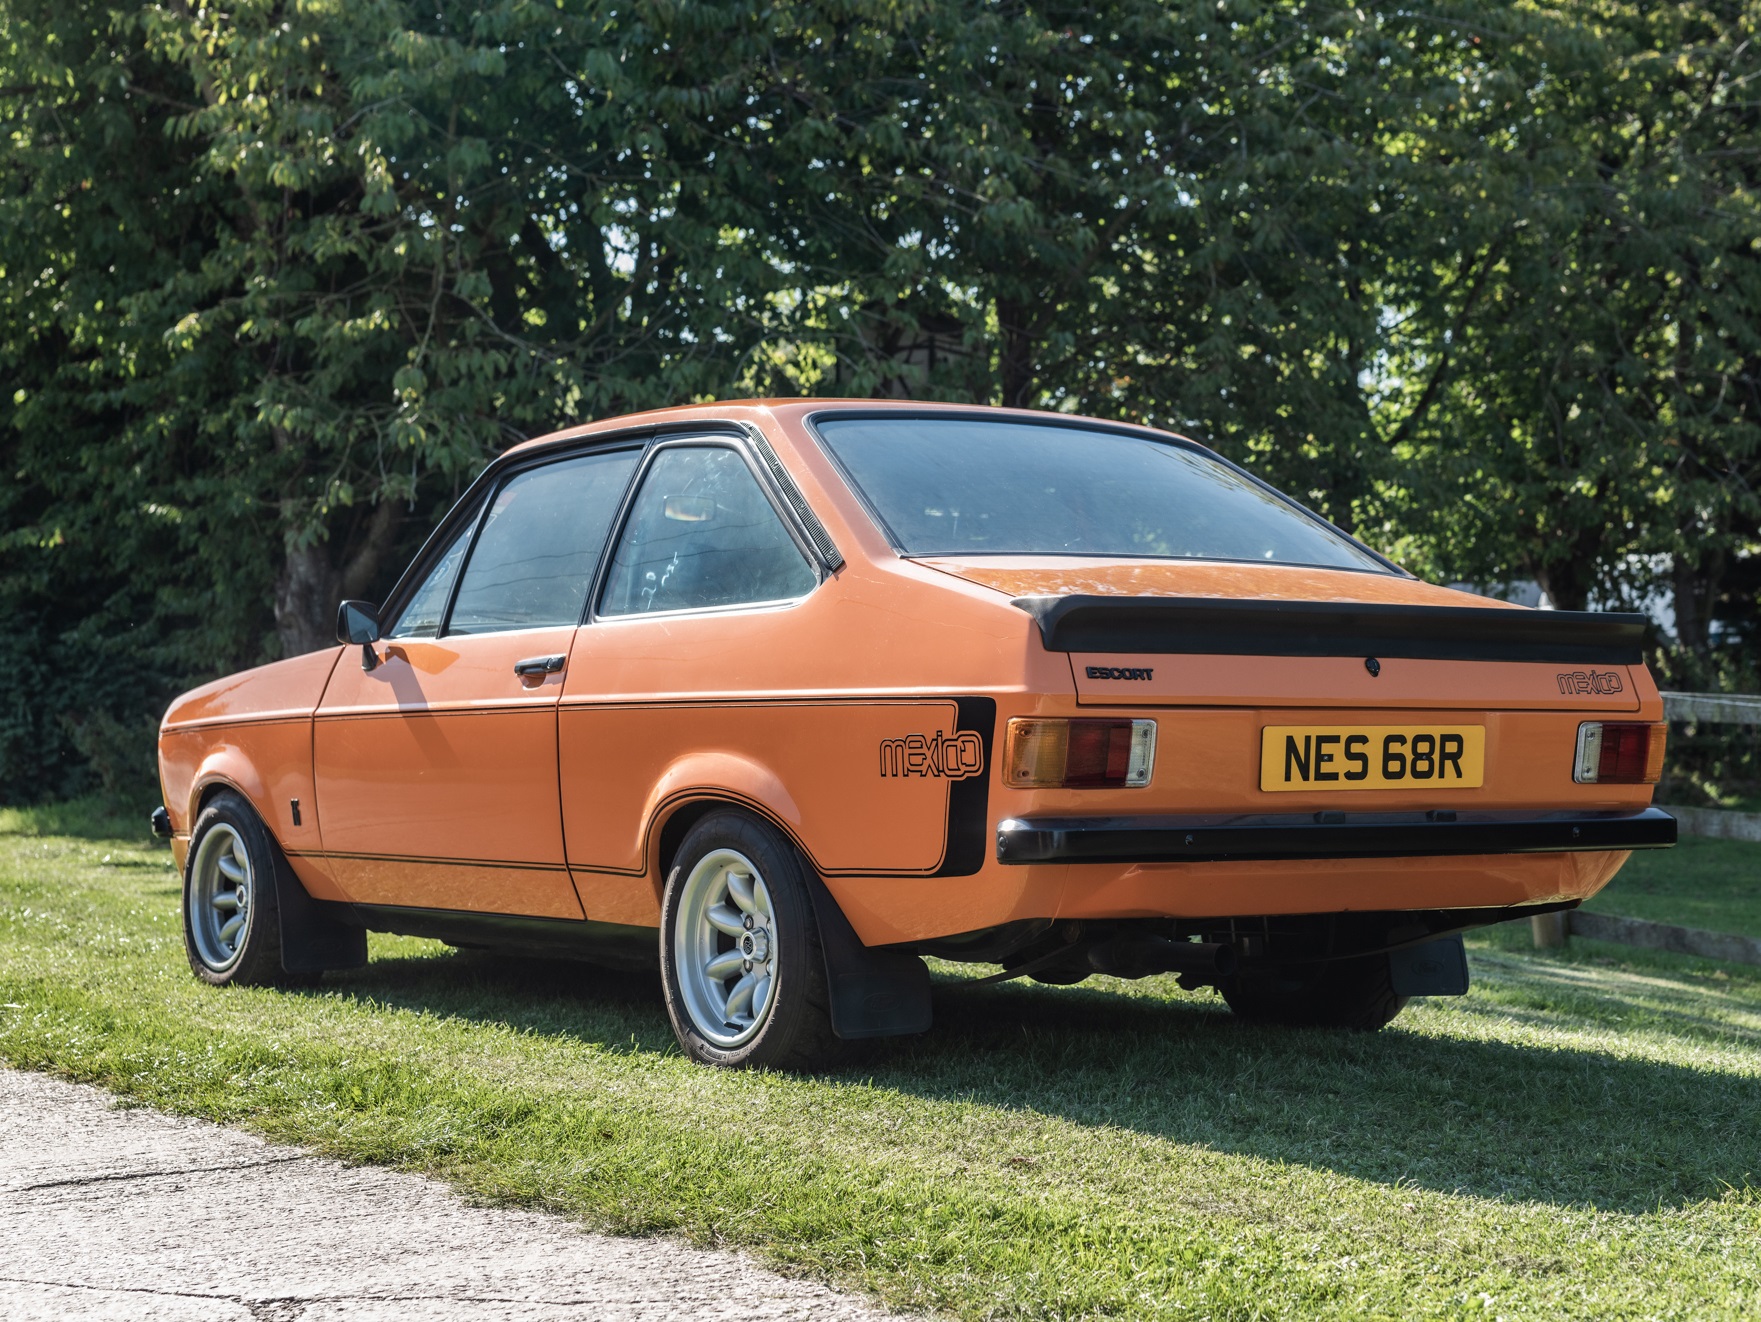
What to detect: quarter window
<box><xmin>600</xmin><ymin>446</ymin><xmax>817</xmax><ymax>617</ymax></box>
<box><xmin>447</xmin><ymin>447</ymin><xmax>641</xmax><ymax>634</ymax></box>
<box><xmin>386</xmin><ymin>519</ymin><xmax>473</xmax><ymax>640</ymax></box>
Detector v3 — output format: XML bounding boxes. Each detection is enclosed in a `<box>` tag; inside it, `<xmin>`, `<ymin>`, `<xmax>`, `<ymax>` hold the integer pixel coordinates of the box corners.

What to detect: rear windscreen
<box><xmin>814</xmin><ymin>417</ymin><xmax>1388</xmax><ymax>571</ymax></box>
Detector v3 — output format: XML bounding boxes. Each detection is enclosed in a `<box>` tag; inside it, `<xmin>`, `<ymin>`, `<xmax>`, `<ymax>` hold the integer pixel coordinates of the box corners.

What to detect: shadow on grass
<box><xmin>316</xmin><ymin>943</ymin><xmax>1761</xmax><ymax>1214</ymax></box>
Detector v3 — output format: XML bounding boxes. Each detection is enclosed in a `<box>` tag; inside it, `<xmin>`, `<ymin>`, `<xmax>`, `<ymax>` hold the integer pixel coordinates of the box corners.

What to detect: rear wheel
<box><xmin>660</xmin><ymin>811</ymin><xmax>841</xmax><ymax>1069</ymax></box>
<box><xmin>1221</xmin><ymin>955</ymin><xmax>1408</xmax><ymax>1031</ymax></box>
<box><xmin>182</xmin><ymin>791</ymin><xmax>309</xmax><ymax>988</ymax></box>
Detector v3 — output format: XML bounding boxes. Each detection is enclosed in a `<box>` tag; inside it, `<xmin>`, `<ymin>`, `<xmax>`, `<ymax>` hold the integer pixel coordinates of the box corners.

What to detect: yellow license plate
<box><xmin>1259</xmin><ymin>725</ymin><xmax>1485</xmax><ymax>792</ymax></box>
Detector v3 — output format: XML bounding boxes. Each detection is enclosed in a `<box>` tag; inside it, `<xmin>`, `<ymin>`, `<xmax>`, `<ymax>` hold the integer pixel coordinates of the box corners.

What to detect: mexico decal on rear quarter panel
<box><xmin>1260</xmin><ymin>725</ymin><xmax>1486</xmax><ymax>791</ymax></box>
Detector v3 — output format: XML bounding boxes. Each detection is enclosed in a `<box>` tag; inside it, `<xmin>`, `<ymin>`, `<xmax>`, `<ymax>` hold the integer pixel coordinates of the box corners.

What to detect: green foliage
<box><xmin>1378</xmin><ymin>3</ymin><xmax>1761</xmax><ymax>674</ymax></box>
<box><xmin>1</xmin><ymin>0</ymin><xmax>1758</xmax><ymax>801</ymax></box>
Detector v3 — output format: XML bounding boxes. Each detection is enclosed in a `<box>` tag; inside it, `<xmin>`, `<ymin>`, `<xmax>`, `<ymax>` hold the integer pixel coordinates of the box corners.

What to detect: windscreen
<box><xmin>815</xmin><ymin>417</ymin><xmax>1387</xmax><ymax>571</ymax></box>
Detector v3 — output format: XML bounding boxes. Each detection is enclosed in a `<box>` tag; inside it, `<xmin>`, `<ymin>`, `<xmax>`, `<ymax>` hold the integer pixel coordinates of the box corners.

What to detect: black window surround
<box><xmin>377</xmin><ymin>422</ymin><xmax>838</xmax><ymax>640</ymax></box>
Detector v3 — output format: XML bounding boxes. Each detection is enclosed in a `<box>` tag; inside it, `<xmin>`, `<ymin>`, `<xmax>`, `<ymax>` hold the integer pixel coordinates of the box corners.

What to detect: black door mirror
<box><xmin>336</xmin><ymin>600</ymin><xmax>382</xmax><ymax>671</ymax></box>
<box><xmin>336</xmin><ymin>600</ymin><xmax>381</xmax><ymax>645</ymax></box>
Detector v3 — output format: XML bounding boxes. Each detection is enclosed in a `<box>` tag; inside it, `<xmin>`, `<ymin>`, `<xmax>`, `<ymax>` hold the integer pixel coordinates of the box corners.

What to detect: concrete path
<box><xmin>0</xmin><ymin>1069</ymin><xmax>898</xmax><ymax>1321</ymax></box>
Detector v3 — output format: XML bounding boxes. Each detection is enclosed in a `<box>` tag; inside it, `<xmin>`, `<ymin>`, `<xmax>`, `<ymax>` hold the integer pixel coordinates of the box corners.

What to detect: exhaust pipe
<box><xmin>1085</xmin><ymin>935</ymin><xmax>1238</xmax><ymax>981</ymax></box>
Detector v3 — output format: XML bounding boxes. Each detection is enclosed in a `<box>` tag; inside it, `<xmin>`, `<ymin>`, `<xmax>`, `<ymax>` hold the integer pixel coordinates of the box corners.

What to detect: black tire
<box><xmin>660</xmin><ymin>811</ymin><xmax>842</xmax><ymax>1069</ymax></box>
<box><xmin>1221</xmin><ymin>955</ymin><xmax>1408</xmax><ymax>1031</ymax></box>
<box><xmin>182</xmin><ymin>791</ymin><xmax>312</xmax><ymax>988</ymax></box>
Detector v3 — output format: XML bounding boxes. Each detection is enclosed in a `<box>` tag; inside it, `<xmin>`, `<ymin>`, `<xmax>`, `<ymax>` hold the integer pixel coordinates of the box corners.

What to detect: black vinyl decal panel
<box><xmin>1014</xmin><ymin>595</ymin><xmax>1648</xmax><ymax>665</ymax></box>
<box><xmin>933</xmin><ymin>697</ymin><xmax>996</xmax><ymax>877</ymax></box>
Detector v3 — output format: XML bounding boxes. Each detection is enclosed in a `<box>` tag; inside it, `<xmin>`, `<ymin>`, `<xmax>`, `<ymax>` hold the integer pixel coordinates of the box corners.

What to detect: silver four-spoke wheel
<box><xmin>673</xmin><ymin>847</ymin><xmax>778</xmax><ymax>1048</ymax></box>
<box><xmin>188</xmin><ymin>822</ymin><xmax>253</xmax><ymax>973</ymax></box>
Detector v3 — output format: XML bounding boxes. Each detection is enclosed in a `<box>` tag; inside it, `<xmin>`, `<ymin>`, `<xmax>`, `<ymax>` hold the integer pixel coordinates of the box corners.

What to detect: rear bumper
<box><xmin>995</xmin><ymin>806</ymin><xmax>1676</xmax><ymax>865</ymax></box>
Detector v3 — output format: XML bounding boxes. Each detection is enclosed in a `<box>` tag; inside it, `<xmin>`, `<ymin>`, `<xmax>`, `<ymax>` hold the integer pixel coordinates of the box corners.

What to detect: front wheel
<box><xmin>1221</xmin><ymin>955</ymin><xmax>1408</xmax><ymax>1031</ymax></box>
<box><xmin>182</xmin><ymin>791</ymin><xmax>308</xmax><ymax>988</ymax></box>
<box><xmin>660</xmin><ymin>811</ymin><xmax>841</xmax><ymax>1069</ymax></box>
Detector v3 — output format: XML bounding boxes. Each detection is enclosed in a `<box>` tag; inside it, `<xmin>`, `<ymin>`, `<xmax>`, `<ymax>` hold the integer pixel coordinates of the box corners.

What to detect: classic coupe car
<box><xmin>156</xmin><ymin>401</ymin><xmax>1674</xmax><ymax>1067</ymax></box>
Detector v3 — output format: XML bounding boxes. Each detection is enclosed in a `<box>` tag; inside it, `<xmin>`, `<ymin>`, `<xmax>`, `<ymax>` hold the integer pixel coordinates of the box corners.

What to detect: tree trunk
<box><xmin>995</xmin><ymin>296</ymin><xmax>1037</xmax><ymax>408</ymax></box>
<box><xmin>274</xmin><ymin>530</ymin><xmax>340</xmax><ymax>658</ymax></box>
<box><xmin>1671</xmin><ymin>547</ymin><xmax>1724</xmax><ymax>686</ymax></box>
<box><xmin>273</xmin><ymin>498</ymin><xmax>402</xmax><ymax>659</ymax></box>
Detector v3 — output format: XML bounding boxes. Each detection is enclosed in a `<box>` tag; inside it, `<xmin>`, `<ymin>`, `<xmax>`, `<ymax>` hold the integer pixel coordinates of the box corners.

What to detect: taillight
<box><xmin>1573</xmin><ymin>722</ymin><xmax>1666</xmax><ymax>784</ymax></box>
<box><xmin>1005</xmin><ymin>718</ymin><xmax>1156</xmax><ymax>788</ymax></box>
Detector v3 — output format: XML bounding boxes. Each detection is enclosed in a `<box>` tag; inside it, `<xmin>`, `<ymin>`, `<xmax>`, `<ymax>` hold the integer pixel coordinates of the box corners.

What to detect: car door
<box><xmin>313</xmin><ymin>445</ymin><xmax>642</xmax><ymax>917</ymax></box>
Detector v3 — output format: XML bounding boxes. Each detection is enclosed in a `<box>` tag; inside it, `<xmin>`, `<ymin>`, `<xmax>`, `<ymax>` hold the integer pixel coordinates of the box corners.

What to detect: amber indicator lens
<box><xmin>1573</xmin><ymin>722</ymin><xmax>1666</xmax><ymax>784</ymax></box>
<box><xmin>1005</xmin><ymin>718</ymin><xmax>1156</xmax><ymax>788</ymax></box>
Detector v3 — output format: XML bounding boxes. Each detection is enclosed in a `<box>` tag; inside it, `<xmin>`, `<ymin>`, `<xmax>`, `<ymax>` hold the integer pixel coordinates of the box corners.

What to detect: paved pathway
<box><xmin>0</xmin><ymin>1069</ymin><xmax>898</xmax><ymax>1321</ymax></box>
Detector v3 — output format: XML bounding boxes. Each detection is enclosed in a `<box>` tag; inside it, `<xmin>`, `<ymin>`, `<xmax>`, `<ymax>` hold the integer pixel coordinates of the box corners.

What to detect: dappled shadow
<box><xmin>896</xmin><ymin>974</ymin><xmax>1761</xmax><ymax>1212</ymax></box>
<box><xmin>304</xmin><ymin>941</ymin><xmax>1761</xmax><ymax>1213</ymax></box>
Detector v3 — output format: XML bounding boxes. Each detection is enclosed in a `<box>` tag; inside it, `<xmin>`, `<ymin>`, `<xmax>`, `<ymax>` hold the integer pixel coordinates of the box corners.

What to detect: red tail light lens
<box><xmin>1573</xmin><ymin>722</ymin><xmax>1666</xmax><ymax>784</ymax></box>
<box><xmin>1005</xmin><ymin>718</ymin><xmax>1157</xmax><ymax>788</ymax></box>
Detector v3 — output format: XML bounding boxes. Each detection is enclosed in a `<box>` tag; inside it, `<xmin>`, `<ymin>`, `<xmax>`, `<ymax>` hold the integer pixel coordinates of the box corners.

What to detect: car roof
<box><xmin>499</xmin><ymin>399</ymin><xmax>1196</xmax><ymax>459</ymax></box>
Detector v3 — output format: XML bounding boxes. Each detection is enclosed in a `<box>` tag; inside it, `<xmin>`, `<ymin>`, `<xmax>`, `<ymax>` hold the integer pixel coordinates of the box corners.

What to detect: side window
<box><xmin>386</xmin><ymin>518</ymin><xmax>474</xmax><ymax>640</ymax></box>
<box><xmin>600</xmin><ymin>446</ymin><xmax>818</xmax><ymax>617</ymax></box>
<box><xmin>447</xmin><ymin>447</ymin><xmax>642</xmax><ymax>634</ymax></box>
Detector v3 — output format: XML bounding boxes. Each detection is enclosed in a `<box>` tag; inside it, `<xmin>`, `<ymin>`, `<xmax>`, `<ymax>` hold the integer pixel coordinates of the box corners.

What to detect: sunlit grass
<box><xmin>1584</xmin><ymin>834</ymin><xmax>1761</xmax><ymax>937</ymax></box>
<box><xmin>3</xmin><ymin>806</ymin><xmax>1759</xmax><ymax>1319</ymax></box>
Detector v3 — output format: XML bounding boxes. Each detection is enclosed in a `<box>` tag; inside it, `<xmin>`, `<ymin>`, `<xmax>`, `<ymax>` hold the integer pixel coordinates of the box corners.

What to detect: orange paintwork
<box><xmin>157</xmin><ymin>399</ymin><xmax>1664</xmax><ymax>953</ymax></box>
<box><xmin>311</xmin><ymin>627</ymin><xmax>584</xmax><ymax>919</ymax></box>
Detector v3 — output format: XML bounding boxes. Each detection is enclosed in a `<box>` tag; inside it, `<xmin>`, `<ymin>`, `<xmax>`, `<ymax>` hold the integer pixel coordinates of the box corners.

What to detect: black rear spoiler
<box><xmin>1011</xmin><ymin>595</ymin><xmax>1648</xmax><ymax>665</ymax></box>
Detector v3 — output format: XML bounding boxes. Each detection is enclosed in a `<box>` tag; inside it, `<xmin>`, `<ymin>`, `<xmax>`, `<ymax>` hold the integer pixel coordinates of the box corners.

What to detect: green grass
<box><xmin>3</xmin><ymin>804</ymin><xmax>1760</xmax><ymax>1319</ymax></box>
<box><xmin>1584</xmin><ymin>835</ymin><xmax>1761</xmax><ymax>937</ymax></box>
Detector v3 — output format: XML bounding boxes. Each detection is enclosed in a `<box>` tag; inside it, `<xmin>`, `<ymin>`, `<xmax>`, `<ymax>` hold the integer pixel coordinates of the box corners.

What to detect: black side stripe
<box><xmin>932</xmin><ymin>696</ymin><xmax>995</xmax><ymax>878</ymax></box>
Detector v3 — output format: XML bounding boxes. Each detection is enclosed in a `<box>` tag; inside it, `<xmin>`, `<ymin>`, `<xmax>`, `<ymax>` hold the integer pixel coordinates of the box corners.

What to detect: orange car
<box><xmin>156</xmin><ymin>401</ymin><xmax>1674</xmax><ymax>1066</ymax></box>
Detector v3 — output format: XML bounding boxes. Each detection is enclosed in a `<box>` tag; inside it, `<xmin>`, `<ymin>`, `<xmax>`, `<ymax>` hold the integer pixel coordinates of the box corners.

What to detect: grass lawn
<box><xmin>3</xmin><ymin>801</ymin><xmax>1759</xmax><ymax>1320</ymax></box>
<box><xmin>1583</xmin><ymin>835</ymin><xmax>1761</xmax><ymax>937</ymax></box>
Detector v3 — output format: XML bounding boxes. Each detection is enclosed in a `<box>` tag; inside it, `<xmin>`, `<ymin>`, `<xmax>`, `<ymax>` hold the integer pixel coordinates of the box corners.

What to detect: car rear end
<box><xmin>800</xmin><ymin>406</ymin><xmax>1674</xmax><ymax>1023</ymax></box>
<box><xmin>985</xmin><ymin>590</ymin><xmax>1670</xmax><ymax>920</ymax></box>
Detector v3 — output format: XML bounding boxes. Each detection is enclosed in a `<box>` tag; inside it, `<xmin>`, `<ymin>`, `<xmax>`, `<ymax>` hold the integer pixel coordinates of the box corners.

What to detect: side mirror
<box><xmin>336</xmin><ymin>600</ymin><xmax>381</xmax><ymax>645</ymax></box>
<box><xmin>336</xmin><ymin>600</ymin><xmax>382</xmax><ymax>672</ymax></box>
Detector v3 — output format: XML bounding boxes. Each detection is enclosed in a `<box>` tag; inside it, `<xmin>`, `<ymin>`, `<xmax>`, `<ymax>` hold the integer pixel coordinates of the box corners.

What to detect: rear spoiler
<box><xmin>1011</xmin><ymin>595</ymin><xmax>1648</xmax><ymax>665</ymax></box>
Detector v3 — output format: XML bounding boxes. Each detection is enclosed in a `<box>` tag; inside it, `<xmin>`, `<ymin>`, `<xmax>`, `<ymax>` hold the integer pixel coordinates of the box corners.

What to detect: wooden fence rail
<box><xmin>1656</xmin><ymin>691</ymin><xmax>1761</xmax><ymax>842</ymax></box>
<box><xmin>1661</xmin><ymin>691</ymin><xmax>1761</xmax><ymax>726</ymax></box>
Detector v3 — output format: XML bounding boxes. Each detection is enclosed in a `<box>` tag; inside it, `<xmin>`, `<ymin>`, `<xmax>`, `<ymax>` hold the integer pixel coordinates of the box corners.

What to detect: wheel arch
<box><xmin>649</xmin><ymin>788</ymin><xmax>814</xmax><ymax>892</ymax></box>
<box><xmin>645</xmin><ymin>785</ymin><xmax>933</xmax><ymax>1043</ymax></box>
<box><xmin>186</xmin><ymin>749</ymin><xmax>274</xmax><ymax>843</ymax></box>
<box><xmin>639</xmin><ymin>750</ymin><xmax>814</xmax><ymax>887</ymax></box>
<box><xmin>183</xmin><ymin>758</ymin><xmax>367</xmax><ymax>977</ymax></box>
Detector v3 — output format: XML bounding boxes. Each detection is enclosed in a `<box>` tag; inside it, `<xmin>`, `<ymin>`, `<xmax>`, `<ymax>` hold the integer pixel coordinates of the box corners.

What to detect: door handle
<box><xmin>513</xmin><ymin>654</ymin><xmax>567</xmax><ymax>677</ymax></box>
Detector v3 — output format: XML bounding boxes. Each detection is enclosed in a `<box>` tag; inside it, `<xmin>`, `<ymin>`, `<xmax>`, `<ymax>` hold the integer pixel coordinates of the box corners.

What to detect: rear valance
<box><xmin>1013</xmin><ymin>595</ymin><xmax>1647</xmax><ymax>666</ymax></box>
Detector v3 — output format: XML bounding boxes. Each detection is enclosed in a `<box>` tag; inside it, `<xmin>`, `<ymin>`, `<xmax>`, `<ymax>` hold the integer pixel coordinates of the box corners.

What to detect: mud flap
<box><xmin>804</xmin><ymin>873</ymin><xmax>932</xmax><ymax>1039</ymax></box>
<box><xmin>1389</xmin><ymin>934</ymin><xmax>1469</xmax><ymax>997</ymax></box>
<box><xmin>272</xmin><ymin>855</ymin><xmax>367</xmax><ymax>974</ymax></box>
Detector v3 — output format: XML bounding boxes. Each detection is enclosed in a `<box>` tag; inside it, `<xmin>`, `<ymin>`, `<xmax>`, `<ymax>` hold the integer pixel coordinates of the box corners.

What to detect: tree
<box><xmin>1378</xmin><ymin>1</ymin><xmax>1761</xmax><ymax>682</ymax></box>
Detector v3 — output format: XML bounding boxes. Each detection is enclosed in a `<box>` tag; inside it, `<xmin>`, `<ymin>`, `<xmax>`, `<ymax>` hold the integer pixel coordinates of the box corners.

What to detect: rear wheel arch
<box><xmin>650</xmin><ymin>794</ymin><xmax>933</xmax><ymax>1056</ymax></box>
<box><xmin>650</xmin><ymin>791</ymin><xmax>816</xmax><ymax>891</ymax></box>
